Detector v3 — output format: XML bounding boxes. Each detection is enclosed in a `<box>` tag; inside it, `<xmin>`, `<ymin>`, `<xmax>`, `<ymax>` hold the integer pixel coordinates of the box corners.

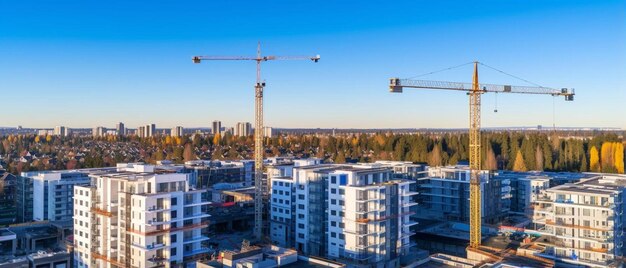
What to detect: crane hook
<box><xmin>494</xmin><ymin>92</ymin><xmax>498</xmax><ymax>113</ymax></box>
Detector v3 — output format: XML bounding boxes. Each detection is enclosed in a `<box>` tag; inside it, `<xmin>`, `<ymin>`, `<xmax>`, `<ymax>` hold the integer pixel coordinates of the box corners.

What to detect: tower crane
<box><xmin>193</xmin><ymin>43</ymin><xmax>320</xmax><ymax>240</ymax></box>
<box><xmin>389</xmin><ymin>62</ymin><xmax>574</xmax><ymax>250</ymax></box>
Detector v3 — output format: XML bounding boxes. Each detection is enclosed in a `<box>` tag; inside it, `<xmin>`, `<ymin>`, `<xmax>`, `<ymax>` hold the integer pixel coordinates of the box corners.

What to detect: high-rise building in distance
<box><xmin>235</xmin><ymin>122</ymin><xmax>252</xmax><ymax>137</ymax></box>
<box><xmin>171</xmin><ymin>126</ymin><xmax>184</xmax><ymax>137</ymax></box>
<box><xmin>263</xmin><ymin>127</ymin><xmax>273</xmax><ymax>138</ymax></box>
<box><xmin>53</xmin><ymin>126</ymin><xmax>69</xmax><ymax>137</ymax></box>
<box><xmin>212</xmin><ymin>120</ymin><xmax>222</xmax><ymax>135</ymax></box>
<box><xmin>116</xmin><ymin>122</ymin><xmax>125</xmax><ymax>136</ymax></box>
<box><xmin>92</xmin><ymin>126</ymin><xmax>105</xmax><ymax>137</ymax></box>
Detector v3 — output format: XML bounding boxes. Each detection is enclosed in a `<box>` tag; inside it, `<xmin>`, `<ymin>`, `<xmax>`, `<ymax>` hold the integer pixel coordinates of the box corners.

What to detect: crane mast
<box><xmin>389</xmin><ymin>61</ymin><xmax>573</xmax><ymax>250</ymax></box>
<box><xmin>193</xmin><ymin>43</ymin><xmax>319</xmax><ymax>240</ymax></box>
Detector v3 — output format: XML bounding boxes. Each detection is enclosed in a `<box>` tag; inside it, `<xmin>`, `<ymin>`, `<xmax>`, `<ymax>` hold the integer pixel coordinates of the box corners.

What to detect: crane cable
<box><xmin>478</xmin><ymin>62</ymin><xmax>545</xmax><ymax>88</ymax></box>
<box><xmin>405</xmin><ymin>61</ymin><xmax>475</xmax><ymax>79</ymax></box>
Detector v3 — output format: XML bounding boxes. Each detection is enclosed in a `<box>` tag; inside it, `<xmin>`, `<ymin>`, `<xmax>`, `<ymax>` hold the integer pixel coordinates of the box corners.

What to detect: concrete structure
<box><xmin>269</xmin><ymin>162</ymin><xmax>418</xmax><ymax>267</ymax></box>
<box><xmin>22</xmin><ymin>170</ymin><xmax>94</xmax><ymax>222</ymax></box>
<box><xmin>184</xmin><ymin>160</ymin><xmax>254</xmax><ymax>188</ymax></box>
<box><xmin>53</xmin><ymin>126</ymin><xmax>69</xmax><ymax>137</ymax></box>
<box><xmin>529</xmin><ymin>175</ymin><xmax>625</xmax><ymax>267</ymax></box>
<box><xmin>37</xmin><ymin>129</ymin><xmax>53</xmax><ymax>136</ymax></box>
<box><xmin>92</xmin><ymin>126</ymin><xmax>105</xmax><ymax>137</ymax></box>
<box><xmin>171</xmin><ymin>126</ymin><xmax>184</xmax><ymax>137</ymax></box>
<box><xmin>415</xmin><ymin>166</ymin><xmax>510</xmax><ymax>224</ymax></box>
<box><xmin>212</xmin><ymin>121</ymin><xmax>222</xmax><ymax>135</ymax></box>
<box><xmin>116</xmin><ymin>122</ymin><xmax>125</xmax><ymax>136</ymax></box>
<box><xmin>235</xmin><ymin>122</ymin><xmax>252</xmax><ymax>137</ymax></box>
<box><xmin>73</xmin><ymin>163</ymin><xmax>211</xmax><ymax>268</ymax></box>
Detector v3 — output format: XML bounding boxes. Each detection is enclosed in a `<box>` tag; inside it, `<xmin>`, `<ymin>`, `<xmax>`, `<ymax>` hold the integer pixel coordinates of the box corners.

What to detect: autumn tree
<box><xmin>601</xmin><ymin>142</ymin><xmax>616</xmax><ymax>173</ymax></box>
<box><xmin>615</xmin><ymin>142</ymin><xmax>624</xmax><ymax>174</ymax></box>
<box><xmin>428</xmin><ymin>144</ymin><xmax>442</xmax><ymax>167</ymax></box>
<box><xmin>535</xmin><ymin>145</ymin><xmax>544</xmax><ymax>171</ymax></box>
<box><xmin>589</xmin><ymin>146</ymin><xmax>600</xmax><ymax>172</ymax></box>
<box><xmin>513</xmin><ymin>151</ymin><xmax>528</xmax><ymax>172</ymax></box>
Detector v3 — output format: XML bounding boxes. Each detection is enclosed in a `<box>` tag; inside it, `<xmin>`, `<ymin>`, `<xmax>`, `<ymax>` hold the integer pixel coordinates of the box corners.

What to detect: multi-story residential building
<box><xmin>73</xmin><ymin>163</ymin><xmax>210</xmax><ymax>268</ymax></box>
<box><xmin>235</xmin><ymin>122</ymin><xmax>252</xmax><ymax>137</ymax></box>
<box><xmin>92</xmin><ymin>126</ymin><xmax>105</xmax><ymax>137</ymax></box>
<box><xmin>212</xmin><ymin>121</ymin><xmax>221</xmax><ymax>135</ymax></box>
<box><xmin>147</xmin><ymin>123</ymin><xmax>156</xmax><ymax>137</ymax></box>
<box><xmin>0</xmin><ymin>171</ymin><xmax>17</xmax><ymax>226</ymax></box>
<box><xmin>16</xmin><ymin>176</ymin><xmax>34</xmax><ymax>223</ymax></box>
<box><xmin>53</xmin><ymin>126</ymin><xmax>69</xmax><ymax>137</ymax></box>
<box><xmin>269</xmin><ymin>162</ymin><xmax>417</xmax><ymax>267</ymax></box>
<box><xmin>496</xmin><ymin>171</ymin><xmax>590</xmax><ymax>215</ymax></box>
<box><xmin>530</xmin><ymin>175</ymin><xmax>625</xmax><ymax>267</ymax></box>
<box><xmin>138</xmin><ymin>126</ymin><xmax>146</xmax><ymax>138</ymax></box>
<box><xmin>416</xmin><ymin>165</ymin><xmax>510</xmax><ymax>224</ymax></box>
<box><xmin>116</xmin><ymin>122</ymin><xmax>125</xmax><ymax>136</ymax></box>
<box><xmin>171</xmin><ymin>126</ymin><xmax>184</xmax><ymax>137</ymax></box>
<box><xmin>24</xmin><ymin>170</ymin><xmax>95</xmax><ymax>222</ymax></box>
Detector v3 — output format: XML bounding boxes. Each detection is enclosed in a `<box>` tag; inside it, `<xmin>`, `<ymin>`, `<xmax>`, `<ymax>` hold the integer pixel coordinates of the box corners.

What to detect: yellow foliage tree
<box><xmin>512</xmin><ymin>151</ymin><xmax>528</xmax><ymax>172</ymax></box>
<box><xmin>165</xmin><ymin>136</ymin><xmax>172</xmax><ymax>145</ymax></box>
<box><xmin>35</xmin><ymin>136</ymin><xmax>41</xmax><ymax>143</ymax></box>
<box><xmin>614</xmin><ymin>142</ymin><xmax>624</xmax><ymax>174</ymax></box>
<box><xmin>601</xmin><ymin>142</ymin><xmax>615</xmax><ymax>172</ymax></box>
<box><xmin>213</xmin><ymin>133</ymin><xmax>221</xmax><ymax>146</ymax></box>
<box><xmin>45</xmin><ymin>135</ymin><xmax>52</xmax><ymax>142</ymax></box>
<box><xmin>589</xmin><ymin>146</ymin><xmax>600</xmax><ymax>172</ymax></box>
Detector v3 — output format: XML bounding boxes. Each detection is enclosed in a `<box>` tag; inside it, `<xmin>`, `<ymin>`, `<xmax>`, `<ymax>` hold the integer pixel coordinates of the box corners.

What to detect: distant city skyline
<box><xmin>0</xmin><ymin>1</ymin><xmax>624</xmax><ymax>129</ymax></box>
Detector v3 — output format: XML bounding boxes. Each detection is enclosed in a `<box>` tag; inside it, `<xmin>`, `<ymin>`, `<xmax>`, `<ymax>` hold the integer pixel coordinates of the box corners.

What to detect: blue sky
<box><xmin>0</xmin><ymin>1</ymin><xmax>624</xmax><ymax>129</ymax></box>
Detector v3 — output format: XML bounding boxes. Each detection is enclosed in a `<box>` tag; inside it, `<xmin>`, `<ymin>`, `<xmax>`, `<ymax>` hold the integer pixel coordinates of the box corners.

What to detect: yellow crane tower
<box><xmin>193</xmin><ymin>43</ymin><xmax>320</xmax><ymax>240</ymax></box>
<box><xmin>389</xmin><ymin>61</ymin><xmax>574</xmax><ymax>250</ymax></box>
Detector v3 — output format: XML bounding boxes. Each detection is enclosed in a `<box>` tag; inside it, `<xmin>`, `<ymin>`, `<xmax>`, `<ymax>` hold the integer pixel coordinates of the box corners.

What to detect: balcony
<box><xmin>132</xmin><ymin>243</ymin><xmax>168</xmax><ymax>251</ymax></box>
<box><xmin>183</xmin><ymin>247</ymin><xmax>211</xmax><ymax>257</ymax></box>
<box><xmin>145</xmin><ymin>206</ymin><xmax>169</xmax><ymax>212</ymax></box>
<box><xmin>183</xmin><ymin>236</ymin><xmax>210</xmax><ymax>244</ymax></box>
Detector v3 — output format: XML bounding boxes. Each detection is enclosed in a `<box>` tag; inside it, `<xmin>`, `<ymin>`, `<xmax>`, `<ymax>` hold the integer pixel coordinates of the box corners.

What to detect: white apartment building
<box><xmin>234</xmin><ymin>122</ymin><xmax>252</xmax><ymax>137</ymax></box>
<box><xmin>171</xmin><ymin>126</ymin><xmax>184</xmax><ymax>137</ymax></box>
<box><xmin>23</xmin><ymin>170</ymin><xmax>96</xmax><ymax>221</ymax></box>
<box><xmin>269</xmin><ymin>161</ymin><xmax>417</xmax><ymax>267</ymax></box>
<box><xmin>530</xmin><ymin>175</ymin><xmax>625</xmax><ymax>267</ymax></box>
<box><xmin>53</xmin><ymin>126</ymin><xmax>69</xmax><ymax>137</ymax></box>
<box><xmin>92</xmin><ymin>126</ymin><xmax>105</xmax><ymax>137</ymax></box>
<box><xmin>73</xmin><ymin>163</ymin><xmax>211</xmax><ymax>268</ymax></box>
<box><xmin>212</xmin><ymin>121</ymin><xmax>221</xmax><ymax>135</ymax></box>
<box><xmin>263</xmin><ymin>127</ymin><xmax>273</xmax><ymax>138</ymax></box>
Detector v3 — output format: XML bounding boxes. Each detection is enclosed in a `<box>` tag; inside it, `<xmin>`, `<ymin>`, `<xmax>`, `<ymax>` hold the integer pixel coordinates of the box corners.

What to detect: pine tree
<box><xmin>513</xmin><ymin>151</ymin><xmax>527</xmax><ymax>172</ymax></box>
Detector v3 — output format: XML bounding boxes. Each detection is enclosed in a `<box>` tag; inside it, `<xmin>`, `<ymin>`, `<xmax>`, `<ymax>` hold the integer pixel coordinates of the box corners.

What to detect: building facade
<box><xmin>53</xmin><ymin>126</ymin><xmax>69</xmax><ymax>137</ymax></box>
<box><xmin>73</xmin><ymin>163</ymin><xmax>210</xmax><ymax>268</ymax></box>
<box><xmin>416</xmin><ymin>166</ymin><xmax>510</xmax><ymax>224</ymax></box>
<box><xmin>116</xmin><ymin>122</ymin><xmax>125</xmax><ymax>136</ymax></box>
<box><xmin>530</xmin><ymin>175</ymin><xmax>625</xmax><ymax>267</ymax></box>
<box><xmin>212</xmin><ymin>121</ymin><xmax>221</xmax><ymax>135</ymax></box>
<box><xmin>235</xmin><ymin>122</ymin><xmax>252</xmax><ymax>137</ymax></box>
<box><xmin>25</xmin><ymin>170</ymin><xmax>93</xmax><ymax>222</ymax></box>
<box><xmin>269</xmin><ymin>162</ymin><xmax>418</xmax><ymax>267</ymax></box>
<box><xmin>171</xmin><ymin>126</ymin><xmax>184</xmax><ymax>137</ymax></box>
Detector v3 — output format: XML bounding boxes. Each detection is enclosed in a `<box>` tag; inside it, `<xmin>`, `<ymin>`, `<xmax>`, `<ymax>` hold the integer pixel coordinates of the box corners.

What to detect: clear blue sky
<box><xmin>1</xmin><ymin>0</ymin><xmax>624</xmax><ymax>129</ymax></box>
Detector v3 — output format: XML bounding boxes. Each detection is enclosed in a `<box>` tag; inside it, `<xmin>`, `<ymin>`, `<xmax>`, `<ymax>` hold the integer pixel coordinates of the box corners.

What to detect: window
<box><xmin>171</xmin><ymin>247</ymin><xmax>177</xmax><ymax>256</ymax></box>
<box><xmin>298</xmin><ymin>223</ymin><xmax>305</xmax><ymax>229</ymax></box>
<box><xmin>339</xmin><ymin>175</ymin><xmax>347</xmax><ymax>186</ymax></box>
<box><xmin>171</xmin><ymin>210</ymin><xmax>177</xmax><ymax>218</ymax></box>
<box><xmin>171</xmin><ymin>198</ymin><xmax>177</xmax><ymax>206</ymax></box>
<box><xmin>331</xmin><ymin>199</ymin><xmax>337</xmax><ymax>205</ymax></box>
<box><xmin>298</xmin><ymin>233</ymin><xmax>305</xmax><ymax>239</ymax></box>
<box><xmin>331</xmin><ymin>221</ymin><xmax>337</xmax><ymax>227</ymax></box>
<box><xmin>331</xmin><ymin>176</ymin><xmax>337</xmax><ymax>184</ymax></box>
<box><xmin>298</xmin><ymin>194</ymin><xmax>305</xmax><ymax>200</ymax></box>
<box><xmin>298</xmin><ymin>204</ymin><xmax>305</xmax><ymax>209</ymax></box>
<box><xmin>339</xmin><ymin>200</ymin><xmax>344</xmax><ymax>206</ymax></box>
<box><xmin>331</xmin><ymin>232</ymin><xmax>336</xmax><ymax>238</ymax></box>
<box><xmin>339</xmin><ymin>189</ymin><xmax>345</xmax><ymax>195</ymax></box>
<box><xmin>339</xmin><ymin>233</ymin><xmax>345</xmax><ymax>240</ymax></box>
<box><xmin>331</xmin><ymin>188</ymin><xmax>337</xmax><ymax>194</ymax></box>
<box><xmin>331</xmin><ymin>210</ymin><xmax>337</xmax><ymax>216</ymax></box>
